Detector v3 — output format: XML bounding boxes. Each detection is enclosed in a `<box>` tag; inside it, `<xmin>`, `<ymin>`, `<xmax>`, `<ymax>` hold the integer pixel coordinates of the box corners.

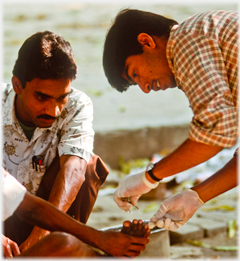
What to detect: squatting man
<box><xmin>2</xmin><ymin>30</ymin><xmax>150</xmax><ymax>258</ymax></box>
<box><xmin>2</xmin><ymin>30</ymin><xmax>107</xmax><ymax>255</ymax></box>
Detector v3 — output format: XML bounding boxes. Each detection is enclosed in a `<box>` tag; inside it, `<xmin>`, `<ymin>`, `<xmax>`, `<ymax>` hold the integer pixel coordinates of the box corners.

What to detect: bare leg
<box><xmin>121</xmin><ymin>219</ymin><xmax>151</xmax><ymax>238</ymax></box>
<box><xmin>16</xmin><ymin>232</ymin><xmax>102</xmax><ymax>258</ymax></box>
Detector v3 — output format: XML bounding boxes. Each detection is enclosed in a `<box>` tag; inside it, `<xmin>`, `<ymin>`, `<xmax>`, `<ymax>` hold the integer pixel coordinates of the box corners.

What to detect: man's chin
<box><xmin>35</xmin><ymin>120</ymin><xmax>55</xmax><ymax>128</ymax></box>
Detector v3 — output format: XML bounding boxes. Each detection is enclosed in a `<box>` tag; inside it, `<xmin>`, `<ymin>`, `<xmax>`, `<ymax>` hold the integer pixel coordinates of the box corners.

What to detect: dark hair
<box><xmin>103</xmin><ymin>9</ymin><xmax>178</xmax><ymax>92</ymax></box>
<box><xmin>12</xmin><ymin>31</ymin><xmax>77</xmax><ymax>88</ymax></box>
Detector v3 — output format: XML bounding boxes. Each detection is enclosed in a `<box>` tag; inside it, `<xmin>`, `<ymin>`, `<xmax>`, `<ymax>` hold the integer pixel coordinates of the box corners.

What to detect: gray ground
<box><xmin>87</xmin><ymin>173</ymin><xmax>239</xmax><ymax>259</ymax></box>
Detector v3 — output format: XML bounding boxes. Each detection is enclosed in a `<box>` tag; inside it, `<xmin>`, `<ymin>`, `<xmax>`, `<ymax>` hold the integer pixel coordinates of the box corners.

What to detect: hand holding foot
<box><xmin>98</xmin><ymin>219</ymin><xmax>150</xmax><ymax>257</ymax></box>
<box><xmin>121</xmin><ymin>219</ymin><xmax>151</xmax><ymax>238</ymax></box>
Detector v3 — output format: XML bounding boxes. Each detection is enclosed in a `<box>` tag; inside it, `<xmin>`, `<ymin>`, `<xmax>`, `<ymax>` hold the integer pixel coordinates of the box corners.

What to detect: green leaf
<box><xmin>118</xmin><ymin>157</ymin><xmax>150</xmax><ymax>174</ymax></box>
<box><xmin>228</xmin><ymin>219</ymin><xmax>237</xmax><ymax>239</ymax></box>
<box><xmin>187</xmin><ymin>240</ymin><xmax>238</xmax><ymax>251</ymax></box>
<box><xmin>214</xmin><ymin>246</ymin><xmax>238</xmax><ymax>251</ymax></box>
<box><xmin>202</xmin><ymin>205</ymin><xmax>235</xmax><ymax>212</ymax></box>
<box><xmin>118</xmin><ymin>106</ymin><xmax>126</xmax><ymax>112</ymax></box>
<box><xmin>87</xmin><ymin>89</ymin><xmax>103</xmax><ymax>97</ymax></box>
<box><xmin>187</xmin><ymin>240</ymin><xmax>212</xmax><ymax>249</ymax></box>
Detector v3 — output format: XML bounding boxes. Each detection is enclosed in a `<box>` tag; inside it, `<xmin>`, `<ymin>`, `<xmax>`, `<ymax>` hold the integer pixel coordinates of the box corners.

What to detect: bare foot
<box><xmin>121</xmin><ymin>219</ymin><xmax>151</xmax><ymax>238</ymax></box>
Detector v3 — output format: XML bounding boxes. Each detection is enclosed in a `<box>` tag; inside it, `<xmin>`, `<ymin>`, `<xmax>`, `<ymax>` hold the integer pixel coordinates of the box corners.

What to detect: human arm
<box><xmin>16</xmin><ymin>192</ymin><xmax>149</xmax><ymax>257</ymax></box>
<box><xmin>191</xmin><ymin>154</ymin><xmax>237</xmax><ymax>202</ymax></box>
<box><xmin>146</xmin><ymin>138</ymin><xmax>223</xmax><ymax>182</ymax></box>
<box><xmin>114</xmin><ymin>138</ymin><xmax>223</xmax><ymax>211</ymax></box>
<box><xmin>19</xmin><ymin>155</ymin><xmax>87</xmax><ymax>252</ymax></box>
<box><xmin>150</xmin><ymin>154</ymin><xmax>237</xmax><ymax>230</ymax></box>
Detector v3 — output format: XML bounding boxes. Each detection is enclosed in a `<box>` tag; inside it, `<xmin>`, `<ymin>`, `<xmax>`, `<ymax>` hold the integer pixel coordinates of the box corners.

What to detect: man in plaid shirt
<box><xmin>103</xmin><ymin>9</ymin><xmax>238</xmax><ymax>230</ymax></box>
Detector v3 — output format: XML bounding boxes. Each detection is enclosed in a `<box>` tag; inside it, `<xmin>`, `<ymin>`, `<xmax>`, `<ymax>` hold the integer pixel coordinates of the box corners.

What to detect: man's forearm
<box><xmin>18</xmin><ymin>155</ymin><xmax>88</xmax><ymax>251</ymax></box>
<box><xmin>47</xmin><ymin>155</ymin><xmax>87</xmax><ymax>212</ymax></box>
<box><xmin>147</xmin><ymin>138</ymin><xmax>223</xmax><ymax>183</ymax></box>
<box><xmin>16</xmin><ymin>192</ymin><xmax>101</xmax><ymax>248</ymax></box>
<box><xmin>191</xmin><ymin>155</ymin><xmax>238</xmax><ymax>203</ymax></box>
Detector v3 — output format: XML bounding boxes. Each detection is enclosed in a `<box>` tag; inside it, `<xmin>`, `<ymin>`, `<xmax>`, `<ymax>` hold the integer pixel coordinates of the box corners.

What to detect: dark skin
<box><xmin>121</xmin><ymin>220</ymin><xmax>151</xmax><ymax>238</ymax></box>
<box><xmin>118</xmin><ymin>32</ymin><xmax>238</xmax><ymax>223</ymax></box>
<box><xmin>145</xmin><ymin>138</ymin><xmax>237</xmax><ymax>204</ymax></box>
<box><xmin>19</xmin><ymin>154</ymin><xmax>87</xmax><ymax>252</ymax></box>
<box><xmin>12</xmin><ymin>77</ymin><xmax>90</xmax><ymax>251</ymax></box>
<box><xmin>122</xmin><ymin>33</ymin><xmax>237</xmax><ymax>201</ymax></box>
<box><xmin>3</xmin><ymin>191</ymin><xmax>150</xmax><ymax>258</ymax></box>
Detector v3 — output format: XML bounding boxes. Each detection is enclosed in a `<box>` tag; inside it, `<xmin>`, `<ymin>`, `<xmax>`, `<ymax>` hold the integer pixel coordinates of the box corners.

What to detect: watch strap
<box><xmin>147</xmin><ymin>164</ymin><xmax>162</xmax><ymax>182</ymax></box>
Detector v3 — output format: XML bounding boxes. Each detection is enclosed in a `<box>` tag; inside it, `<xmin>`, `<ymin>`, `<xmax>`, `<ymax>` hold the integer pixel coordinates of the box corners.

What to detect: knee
<box><xmin>49</xmin><ymin>232</ymin><xmax>82</xmax><ymax>255</ymax></box>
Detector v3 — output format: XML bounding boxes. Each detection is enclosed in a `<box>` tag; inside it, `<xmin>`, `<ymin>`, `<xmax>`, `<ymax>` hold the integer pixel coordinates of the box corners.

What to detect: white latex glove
<box><xmin>150</xmin><ymin>188</ymin><xmax>204</xmax><ymax>231</ymax></box>
<box><xmin>113</xmin><ymin>171</ymin><xmax>159</xmax><ymax>212</ymax></box>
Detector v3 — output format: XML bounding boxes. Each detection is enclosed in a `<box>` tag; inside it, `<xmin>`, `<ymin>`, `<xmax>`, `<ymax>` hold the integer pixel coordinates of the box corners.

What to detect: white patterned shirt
<box><xmin>2</xmin><ymin>83</ymin><xmax>94</xmax><ymax>194</ymax></box>
<box><xmin>2</xmin><ymin>168</ymin><xmax>27</xmax><ymax>221</ymax></box>
<box><xmin>167</xmin><ymin>10</ymin><xmax>238</xmax><ymax>148</ymax></box>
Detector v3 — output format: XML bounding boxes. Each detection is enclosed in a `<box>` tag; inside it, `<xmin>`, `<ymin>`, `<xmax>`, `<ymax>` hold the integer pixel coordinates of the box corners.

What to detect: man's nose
<box><xmin>45</xmin><ymin>100</ymin><xmax>61</xmax><ymax>117</ymax></box>
<box><xmin>139</xmin><ymin>82</ymin><xmax>151</xmax><ymax>93</ymax></box>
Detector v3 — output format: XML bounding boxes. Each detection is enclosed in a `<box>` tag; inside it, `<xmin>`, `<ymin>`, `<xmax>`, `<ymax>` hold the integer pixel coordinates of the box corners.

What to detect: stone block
<box><xmin>94</xmin><ymin>125</ymin><xmax>189</xmax><ymax>169</ymax></box>
<box><xmin>139</xmin><ymin>229</ymin><xmax>170</xmax><ymax>258</ymax></box>
<box><xmin>197</xmin><ymin>211</ymin><xmax>238</xmax><ymax>225</ymax></box>
<box><xmin>188</xmin><ymin>216</ymin><xmax>227</xmax><ymax>238</ymax></box>
<box><xmin>169</xmin><ymin>223</ymin><xmax>204</xmax><ymax>245</ymax></box>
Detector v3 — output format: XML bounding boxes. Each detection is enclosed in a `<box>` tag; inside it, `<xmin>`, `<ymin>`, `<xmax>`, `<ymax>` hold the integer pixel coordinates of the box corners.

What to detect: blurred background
<box><xmin>3</xmin><ymin>2</ymin><xmax>239</xmax><ymax>258</ymax></box>
<box><xmin>3</xmin><ymin>1</ymin><xmax>238</xmax><ymax>167</ymax></box>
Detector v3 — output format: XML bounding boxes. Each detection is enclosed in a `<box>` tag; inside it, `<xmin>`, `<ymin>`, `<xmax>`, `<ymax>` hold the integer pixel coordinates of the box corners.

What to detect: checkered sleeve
<box><xmin>173</xmin><ymin>33</ymin><xmax>238</xmax><ymax>148</ymax></box>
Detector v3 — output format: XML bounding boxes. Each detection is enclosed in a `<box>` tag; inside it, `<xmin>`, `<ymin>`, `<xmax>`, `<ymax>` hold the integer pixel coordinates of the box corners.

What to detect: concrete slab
<box><xmin>188</xmin><ymin>216</ymin><xmax>228</xmax><ymax>238</ymax></box>
<box><xmin>94</xmin><ymin>124</ymin><xmax>190</xmax><ymax>168</ymax></box>
<box><xmin>197</xmin><ymin>211</ymin><xmax>238</xmax><ymax>225</ymax></box>
<box><xmin>169</xmin><ymin>223</ymin><xmax>204</xmax><ymax>245</ymax></box>
<box><xmin>138</xmin><ymin>229</ymin><xmax>170</xmax><ymax>259</ymax></box>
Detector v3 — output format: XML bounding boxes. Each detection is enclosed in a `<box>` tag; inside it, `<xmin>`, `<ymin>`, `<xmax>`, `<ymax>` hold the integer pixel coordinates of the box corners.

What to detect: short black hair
<box><xmin>12</xmin><ymin>31</ymin><xmax>77</xmax><ymax>88</ymax></box>
<box><xmin>103</xmin><ymin>9</ymin><xmax>178</xmax><ymax>92</ymax></box>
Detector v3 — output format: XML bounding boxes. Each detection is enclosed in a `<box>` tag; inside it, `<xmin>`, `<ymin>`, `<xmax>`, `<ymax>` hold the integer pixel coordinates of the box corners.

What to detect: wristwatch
<box><xmin>146</xmin><ymin>163</ymin><xmax>162</xmax><ymax>182</ymax></box>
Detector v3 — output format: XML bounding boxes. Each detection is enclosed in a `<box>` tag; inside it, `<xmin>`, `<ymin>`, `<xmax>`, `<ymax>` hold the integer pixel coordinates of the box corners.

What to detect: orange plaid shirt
<box><xmin>167</xmin><ymin>10</ymin><xmax>238</xmax><ymax>149</ymax></box>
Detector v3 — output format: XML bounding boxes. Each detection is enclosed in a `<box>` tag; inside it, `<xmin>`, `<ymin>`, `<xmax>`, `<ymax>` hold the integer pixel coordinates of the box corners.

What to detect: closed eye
<box><xmin>57</xmin><ymin>94</ymin><xmax>69</xmax><ymax>102</ymax></box>
<box><xmin>124</xmin><ymin>66</ymin><xmax>138</xmax><ymax>85</ymax></box>
<box><xmin>132</xmin><ymin>70</ymin><xmax>138</xmax><ymax>78</ymax></box>
<box><xmin>36</xmin><ymin>94</ymin><xmax>49</xmax><ymax>101</ymax></box>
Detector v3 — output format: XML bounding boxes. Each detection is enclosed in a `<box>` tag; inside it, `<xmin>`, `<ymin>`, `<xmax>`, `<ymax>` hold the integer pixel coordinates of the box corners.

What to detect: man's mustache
<box><xmin>37</xmin><ymin>115</ymin><xmax>58</xmax><ymax>120</ymax></box>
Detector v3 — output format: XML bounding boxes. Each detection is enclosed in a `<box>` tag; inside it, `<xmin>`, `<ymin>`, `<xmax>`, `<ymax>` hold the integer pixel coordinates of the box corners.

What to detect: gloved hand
<box><xmin>113</xmin><ymin>171</ymin><xmax>159</xmax><ymax>212</ymax></box>
<box><xmin>150</xmin><ymin>188</ymin><xmax>204</xmax><ymax>231</ymax></box>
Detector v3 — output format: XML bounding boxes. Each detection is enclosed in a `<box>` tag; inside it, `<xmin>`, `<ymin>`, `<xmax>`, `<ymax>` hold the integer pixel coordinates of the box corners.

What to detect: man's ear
<box><xmin>137</xmin><ymin>33</ymin><xmax>156</xmax><ymax>50</ymax></box>
<box><xmin>12</xmin><ymin>76</ymin><xmax>23</xmax><ymax>94</ymax></box>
